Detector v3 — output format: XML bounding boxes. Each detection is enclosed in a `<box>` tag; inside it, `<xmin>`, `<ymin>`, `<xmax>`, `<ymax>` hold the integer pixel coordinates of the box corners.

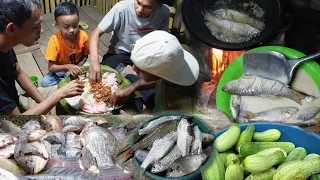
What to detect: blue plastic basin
<box><xmin>214</xmin><ymin>123</ymin><xmax>320</xmax><ymax>154</ymax></box>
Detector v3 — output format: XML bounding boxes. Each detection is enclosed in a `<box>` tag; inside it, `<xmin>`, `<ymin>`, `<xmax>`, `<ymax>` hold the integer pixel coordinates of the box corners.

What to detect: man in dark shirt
<box><xmin>0</xmin><ymin>0</ymin><xmax>85</xmax><ymax>115</ymax></box>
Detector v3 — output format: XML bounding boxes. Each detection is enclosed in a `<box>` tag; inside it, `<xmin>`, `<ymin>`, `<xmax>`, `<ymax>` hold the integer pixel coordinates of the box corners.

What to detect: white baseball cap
<box><xmin>131</xmin><ymin>30</ymin><xmax>200</xmax><ymax>86</ymax></box>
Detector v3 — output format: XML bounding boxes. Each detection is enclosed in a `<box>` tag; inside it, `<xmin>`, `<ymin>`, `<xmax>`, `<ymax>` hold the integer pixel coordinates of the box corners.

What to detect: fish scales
<box><xmin>132</xmin><ymin>120</ymin><xmax>178</xmax><ymax>151</ymax></box>
<box><xmin>23</xmin><ymin>168</ymin><xmax>100</xmax><ymax>180</ymax></box>
<box><xmin>151</xmin><ymin>145</ymin><xmax>182</xmax><ymax>173</ymax></box>
<box><xmin>222</xmin><ymin>76</ymin><xmax>305</xmax><ymax>104</ymax></box>
<box><xmin>138</xmin><ymin>116</ymin><xmax>182</xmax><ymax>135</ymax></box>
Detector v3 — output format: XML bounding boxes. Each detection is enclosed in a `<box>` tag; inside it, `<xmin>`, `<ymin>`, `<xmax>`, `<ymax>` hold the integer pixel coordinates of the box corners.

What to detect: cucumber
<box><xmin>243</xmin><ymin>149</ymin><xmax>286</xmax><ymax>174</ymax></box>
<box><xmin>225</xmin><ymin>163</ymin><xmax>244</xmax><ymax>180</ymax></box>
<box><xmin>244</xmin><ymin>168</ymin><xmax>276</xmax><ymax>180</ymax></box>
<box><xmin>253</xmin><ymin>129</ymin><xmax>281</xmax><ymax>142</ymax></box>
<box><xmin>239</xmin><ymin>142</ymin><xmax>295</xmax><ymax>158</ymax></box>
<box><xmin>220</xmin><ymin>149</ymin><xmax>236</xmax><ymax>164</ymax></box>
<box><xmin>304</xmin><ymin>153</ymin><xmax>320</xmax><ymax>161</ymax></box>
<box><xmin>310</xmin><ymin>174</ymin><xmax>320</xmax><ymax>180</ymax></box>
<box><xmin>279</xmin><ymin>147</ymin><xmax>307</xmax><ymax>166</ymax></box>
<box><xmin>201</xmin><ymin>150</ymin><xmax>225</xmax><ymax>180</ymax></box>
<box><xmin>273</xmin><ymin>158</ymin><xmax>320</xmax><ymax>180</ymax></box>
<box><xmin>225</xmin><ymin>153</ymin><xmax>240</xmax><ymax>168</ymax></box>
<box><xmin>215</xmin><ymin>124</ymin><xmax>241</xmax><ymax>152</ymax></box>
<box><xmin>236</xmin><ymin>125</ymin><xmax>255</xmax><ymax>152</ymax></box>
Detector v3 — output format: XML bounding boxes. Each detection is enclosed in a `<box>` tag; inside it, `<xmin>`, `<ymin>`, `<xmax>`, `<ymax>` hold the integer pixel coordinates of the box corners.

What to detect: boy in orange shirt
<box><xmin>41</xmin><ymin>2</ymin><xmax>89</xmax><ymax>87</ymax></box>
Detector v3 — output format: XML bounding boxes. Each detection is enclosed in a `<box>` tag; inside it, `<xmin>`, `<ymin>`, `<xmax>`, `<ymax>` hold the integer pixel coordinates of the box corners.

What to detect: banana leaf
<box><xmin>57</xmin><ymin>64</ymin><xmax>143</xmax><ymax>115</ymax></box>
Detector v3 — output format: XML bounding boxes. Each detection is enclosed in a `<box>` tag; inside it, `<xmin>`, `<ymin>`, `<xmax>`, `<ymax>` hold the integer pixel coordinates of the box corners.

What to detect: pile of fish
<box><xmin>0</xmin><ymin>115</ymin><xmax>140</xmax><ymax>180</ymax></box>
<box><xmin>131</xmin><ymin>116</ymin><xmax>214</xmax><ymax>178</ymax></box>
<box><xmin>204</xmin><ymin>8</ymin><xmax>265</xmax><ymax>43</ymax></box>
<box><xmin>222</xmin><ymin>75</ymin><xmax>320</xmax><ymax>125</ymax></box>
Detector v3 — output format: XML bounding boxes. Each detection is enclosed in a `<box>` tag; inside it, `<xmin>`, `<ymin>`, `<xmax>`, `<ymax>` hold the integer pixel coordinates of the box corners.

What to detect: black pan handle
<box><xmin>272</xmin><ymin>13</ymin><xmax>295</xmax><ymax>35</ymax></box>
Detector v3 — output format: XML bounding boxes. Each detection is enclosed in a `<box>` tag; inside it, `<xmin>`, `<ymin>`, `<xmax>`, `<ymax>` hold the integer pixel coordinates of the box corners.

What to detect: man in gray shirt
<box><xmin>88</xmin><ymin>0</ymin><xmax>170</xmax><ymax>84</ymax></box>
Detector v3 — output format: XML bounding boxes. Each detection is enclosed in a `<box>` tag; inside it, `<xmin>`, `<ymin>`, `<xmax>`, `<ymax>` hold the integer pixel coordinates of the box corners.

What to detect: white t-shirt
<box><xmin>98</xmin><ymin>0</ymin><xmax>170</xmax><ymax>54</ymax></box>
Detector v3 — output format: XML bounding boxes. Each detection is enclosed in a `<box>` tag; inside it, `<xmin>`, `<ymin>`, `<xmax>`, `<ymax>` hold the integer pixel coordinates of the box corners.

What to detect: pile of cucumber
<box><xmin>201</xmin><ymin>124</ymin><xmax>320</xmax><ymax>180</ymax></box>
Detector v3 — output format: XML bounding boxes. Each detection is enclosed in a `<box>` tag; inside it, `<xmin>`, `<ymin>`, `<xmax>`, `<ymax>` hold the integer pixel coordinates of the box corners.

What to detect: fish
<box><xmin>14</xmin><ymin>141</ymin><xmax>49</xmax><ymax>174</ymax></box>
<box><xmin>134</xmin><ymin>150</ymin><xmax>149</xmax><ymax>163</ymax></box>
<box><xmin>212</xmin><ymin>9</ymin><xmax>265</xmax><ymax>31</ymax></box>
<box><xmin>131</xmin><ymin>120</ymin><xmax>179</xmax><ymax>151</ymax></box>
<box><xmin>100</xmin><ymin>166</ymin><xmax>132</xmax><ymax>180</ymax></box>
<box><xmin>230</xmin><ymin>95</ymin><xmax>241</xmax><ymax>119</ymax></box>
<box><xmin>201</xmin><ymin>133</ymin><xmax>215</xmax><ymax>148</ymax></box>
<box><xmin>191</xmin><ymin>125</ymin><xmax>202</xmax><ymax>155</ymax></box>
<box><xmin>40</xmin><ymin>115</ymin><xmax>62</xmax><ymax>132</ymax></box>
<box><xmin>138</xmin><ymin>116</ymin><xmax>182</xmax><ymax>135</ymax></box>
<box><xmin>28</xmin><ymin>130</ymin><xmax>47</xmax><ymax>142</ymax></box>
<box><xmin>151</xmin><ymin>144</ymin><xmax>182</xmax><ymax>173</ymax></box>
<box><xmin>296</xmin><ymin>108</ymin><xmax>320</xmax><ymax>121</ymax></box>
<box><xmin>80</xmin><ymin>122</ymin><xmax>117</xmax><ymax>170</ymax></box>
<box><xmin>238</xmin><ymin>107</ymin><xmax>299</xmax><ymax>123</ymax></box>
<box><xmin>222</xmin><ymin>76</ymin><xmax>307</xmax><ymax>104</ymax></box>
<box><xmin>0</xmin><ymin>156</ymin><xmax>26</xmax><ymax>175</ymax></box>
<box><xmin>0</xmin><ymin>168</ymin><xmax>20</xmax><ymax>180</ymax></box>
<box><xmin>107</xmin><ymin>125</ymin><xmax>127</xmax><ymax>141</ymax></box>
<box><xmin>141</xmin><ymin>131</ymin><xmax>177</xmax><ymax>171</ymax></box>
<box><xmin>22</xmin><ymin>120</ymin><xmax>41</xmax><ymax>134</ymax></box>
<box><xmin>62</xmin><ymin>116</ymin><xmax>93</xmax><ymax>133</ymax></box>
<box><xmin>0</xmin><ymin>144</ymin><xmax>16</xmax><ymax>158</ymax></box>
<box><xmin>0</xmin><ymin>133</ymin><xmax>17</xmax><ymax>148</ymax></box>
<box><xmin>41</xmin><ymin>131</ymin><xmax>66</xmax><ymax>159</ymax></box>
<box><xmin>23</xmin><ymin>167</ymin><xmax>100</xmax><ymax>180</ymax></box>
<box><xmin>0</xmin><ymin>120</ymin><xmax>27</xmax><ymax>138</ymax></box>
<box><xmin>58</xmin><ymin>133</ymin><xmax>82</xmax><ymax>159</ymax></box>
<box><xmin>80</xmin><ymin>146</ymin><xmax>98</xmax><ymax>173</ymax></box>
<box><xmin>204</xmin><ymin>11</ymin><xmax>260</xmax><ymax>43</ymax></box>
<box><xmin>177</xmin><ymin>118</ymin><xmax>193</xmax><ymax>157</ymax></box>
<box><xmin>166</xmin><ymin>153</ymin><xmax>208</xmax><ymax>178</ymax></box>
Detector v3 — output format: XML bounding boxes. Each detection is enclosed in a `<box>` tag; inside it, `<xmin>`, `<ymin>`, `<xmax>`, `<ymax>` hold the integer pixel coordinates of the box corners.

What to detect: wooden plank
<box><xmin>40</xmin><ymin>0</ymin><xmax>45</xmax><ymax>15</ymax></box>
<box><xmin>13</xmin><ymin>44</ymin><xmax>40</xmax><ymax>55</ymax></box>
<box><xmin>16</xmin><ymin>52</ymin><xmax>44</xmax><ymax>85</ymax></box>
<box><xmin>32</xmin><ymin>49</ymin><xmax>49</xmax><ymax>76</ymax></box>
<box><xmin>56</xmin><ymin>0</ymin><xmax>61</xmax><ymax>4</ymax></box>
<box><xmin>76</xmin><ymin>0</ymin><xmax>81</xmax><ymax>6</ymax></box>
<box><xmin>79</xmin><ymin>10</ymin><xmax>110</xmax><ymax>47</ymax></box>
<box><xmin>45</xmin><ymin>0</ymin><xmax>50</xmax><ymax>14</ymax></box>
<box><xmin>50</xmin><ymin>0</ymin><xmax>55</xmax><ymax>13</ymax></box>
<box><xmin>86</xmin><ymin>0</ymin><xmax>90</xmax><ymax>5</ymax></box>
<box><xmin>39</xmin><ymin>22</ymin><xmax>53</xmax><ymax>55</ymax></box>
<box><xmin>82</xmin><ymin>0</ymin><xmax>85</xmax><ymax>6</ymax></box>
<box><xmin>81</xmin><ymin>5</ymin><xmax>105</xmax><ymax>24</ymax></box>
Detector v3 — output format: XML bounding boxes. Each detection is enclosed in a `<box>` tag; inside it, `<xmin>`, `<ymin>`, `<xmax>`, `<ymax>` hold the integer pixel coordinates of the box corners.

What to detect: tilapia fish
<box><xmin>212</xmin><ymin>9</ymin><xmax>265</xmax><ymax>31</ymax></box>
<box><xmin>80</xmin><ymin>122</ymin><xmax>117</xmax><ymax>170</ymax></box>
<box><xmin>296</xmin><ymin>107</ymin><xmax>320</xmax><ymax>121</ymax></box>
<box><xmin>0</xmin><ymin>133</ymin><xmax>17</xmax><ymax>148</ymax></box>
<box><xmin>238</xmin><ymin>107</ymin><xmax>299</xmax><ymax>123</ymax></box>
<box><xmin>59</xmin><ymin>132</ymin><xmax>82</xmax><ymax>159</ymax></box>
<box><xmin>191</xmin><ymin>125</ymin><xmax>202</xmax><ymax>155</ymax></box>
<box><xmin>0</xmin><ymin>120</ymin><xmax>27</xmax><ymax>138</ymax></box>
<box><xmin>41</xmin><ymin>131</ymin><xmax>66</xmax><ymax>159</ymax></box>
<box><xmin>151</xmin><ymin>145</ymin><xmax>182</xmax><ymax>173</ymax></box>
<box><xmin>138</xmin><ymin>116</ymin><xmax>182</xmax><ymax>135</ymax></box>
<box><xmin>177</xmin><ymin>118</ymin><xmax>193</xmax><ymax>157</ymax></box>
<box><xmin>0</xmin><ymin>144</ymin><xmax>16</xmax><ymax>158</ymax></box>
<box><xmin>230</xmin><ymin>95</ymin><xmax>241</xmax><ymax>119</ymax></box>
<box><xmin>62</xmin><ymin>116</ymin><xmax>93</xmax><ymax>133</ymax></box>
<box><xmin>141</xmin><ymin>131</ymin><xmax>177</xmax><ymax>171</ymax></box>
<box><xmin>22</xmin><ymin>120</ymin><xmax>41</xmax><ymax>134</ymax></box>
<box><xmin>28</xmin><ymin>130</ymin><xmax>47</xmax><ymax>142</ymax></box>
<box><xmin>23</xmin><ymin>167</ymin><xmax>100</xmax><ymax>180</ymax></box>
<box><xmin>202</xmin><ymin>133</ymin><xmax>215</xmax><ymax>148</ymax></box>
<box><xmin>204</xmin><ymin>11</ymin><xmax>260</xmax><ymax>43</ymax></box>
<box><xmin>166</xmin><ymin>153</ymin><xmax>208</xmax><ymax>178</ymax></box>
<box><xmin>14</xmin><ymin>141</ymin><xmax>49</xmax><ymax>174</ymax></box>
<box><xmin>40</xmin><ymin>115</ymin><xmax>62</xmax><ymax>132</ymax></box>
<box><xmin>222</xmin><ymin>76</ymin><xmax>307</xmax><ymax>104</ymax></box>
<box><xmin>131</xmin><ymin>120</ymin><xmax>179</xmax><ymax>151</ymax></box>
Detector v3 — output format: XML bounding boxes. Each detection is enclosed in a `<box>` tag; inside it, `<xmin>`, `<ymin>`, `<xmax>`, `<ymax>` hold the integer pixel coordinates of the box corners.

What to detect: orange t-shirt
<box><xmin>45</xmin><ymin>30</ymin><xmax>90</xmax><ymax>65</ymax></box>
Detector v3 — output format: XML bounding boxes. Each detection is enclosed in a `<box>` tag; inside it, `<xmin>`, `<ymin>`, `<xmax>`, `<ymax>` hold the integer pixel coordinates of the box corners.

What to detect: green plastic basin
<box><xmin>216</xmin><ymin>46</ymin><xmax>320</xmax><ymax>121</ymax></box>
<box><xmin>132</xmin><ymin>112</ymin><xmax>214</xmax><ymax>180</ymax></box>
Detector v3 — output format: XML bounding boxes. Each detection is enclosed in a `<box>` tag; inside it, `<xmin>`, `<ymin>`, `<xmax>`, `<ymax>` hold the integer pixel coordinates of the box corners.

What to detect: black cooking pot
<box><xmin>181</xmin><ymin>0</ymin><xmax>293</xmax><ymax>50</ymax></box>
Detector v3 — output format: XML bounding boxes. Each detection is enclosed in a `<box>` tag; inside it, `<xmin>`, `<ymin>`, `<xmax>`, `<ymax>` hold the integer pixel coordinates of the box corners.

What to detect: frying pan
<box><xmin>181</xmin><ymin>0</ymin><xmax>292</xmax><ymax>51</ymax></box>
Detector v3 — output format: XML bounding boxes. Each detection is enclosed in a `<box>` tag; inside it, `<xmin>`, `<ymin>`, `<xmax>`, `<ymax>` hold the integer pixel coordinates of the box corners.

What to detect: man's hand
<box><xmin>88</xmin><ymin>62</ymin><xmax>101</xmax><ymax>84</ymax></box>
<box><xmin>66</xmin><ymin>64</ymin><xmax>83</xmax><ymax>77</ymax></box>
<box><xmin>110</xmin><ymin>86</ymin><xmax>135</xmax><ymax>106</ymax></box>
<box><xmin>57</xmin><ymin>80</ymin><xmax>85</xmax><ymax>98</ymax></box>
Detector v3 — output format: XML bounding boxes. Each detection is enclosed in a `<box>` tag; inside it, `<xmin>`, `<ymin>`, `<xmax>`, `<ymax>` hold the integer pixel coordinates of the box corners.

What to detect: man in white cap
<box><xmin>110</xmin><ymin>30</ymin><xmax>199</xmax><ymax>113</ymax></box>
